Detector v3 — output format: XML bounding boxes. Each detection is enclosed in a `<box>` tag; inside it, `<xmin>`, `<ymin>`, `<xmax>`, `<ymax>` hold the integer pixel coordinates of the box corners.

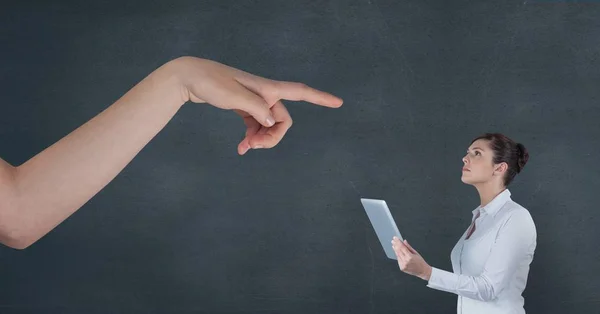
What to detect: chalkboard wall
<box><xmin>1</xmin><ymin>1</ymin><xmax>599</xmax><ymax>313</ymax></box>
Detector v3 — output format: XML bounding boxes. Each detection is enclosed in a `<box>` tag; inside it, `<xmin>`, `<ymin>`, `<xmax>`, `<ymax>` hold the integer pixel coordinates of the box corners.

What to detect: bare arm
<box><xmin>0</xmin><ymin>56</ymin><xmax>342</xmax><ymax>249</ymax></box>
<box><xmin>0</xmin><ymin>59</ymin><xmax>184</xmax><ymax>249</ymax></box>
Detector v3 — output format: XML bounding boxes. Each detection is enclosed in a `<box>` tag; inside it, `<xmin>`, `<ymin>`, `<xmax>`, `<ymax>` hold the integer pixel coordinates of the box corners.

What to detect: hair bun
<box><xmin>516</xmin><ymin>143</ymin><xmax>529</xmax><ymax>173</ymax></box>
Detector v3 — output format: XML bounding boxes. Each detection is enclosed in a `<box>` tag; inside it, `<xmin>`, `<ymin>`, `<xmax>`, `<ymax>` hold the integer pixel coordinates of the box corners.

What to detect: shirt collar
<box><xmin>472</xmin><ymin>189</ymin><xmax>511</xmax><ymax>217</ymax></box>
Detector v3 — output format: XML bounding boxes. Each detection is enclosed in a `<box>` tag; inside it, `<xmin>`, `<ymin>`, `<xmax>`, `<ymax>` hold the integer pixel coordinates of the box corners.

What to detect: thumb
<box><xmin>229</xmin><ymin>82</ymin><xmax>276</xmax><ymax>128</ymax></box>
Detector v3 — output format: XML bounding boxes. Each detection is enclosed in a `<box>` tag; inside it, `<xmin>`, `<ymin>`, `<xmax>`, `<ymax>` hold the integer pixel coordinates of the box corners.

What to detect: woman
<box><xmin>0</xmin><ymin>56</ymin><xmax>343</xmax><ymax>250</ymax></box>
<box><xmin>392</xmin><ymin>133</ymin><xmax>537</xmax><ymax>314</ymax></box>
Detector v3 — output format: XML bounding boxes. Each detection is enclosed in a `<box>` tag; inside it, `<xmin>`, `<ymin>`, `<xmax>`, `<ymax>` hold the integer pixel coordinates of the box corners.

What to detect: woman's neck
<box><xmin>475</xmin><ymin>181</ymin><xmax>506</xmax><ymax>207</ymax></box>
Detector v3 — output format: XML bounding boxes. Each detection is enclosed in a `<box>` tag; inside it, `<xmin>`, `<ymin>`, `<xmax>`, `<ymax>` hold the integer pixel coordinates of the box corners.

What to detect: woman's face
<box><xmin>461</xmin><ymin>139</ymin><xmax>502</xmax><ymax>186</ymax></box>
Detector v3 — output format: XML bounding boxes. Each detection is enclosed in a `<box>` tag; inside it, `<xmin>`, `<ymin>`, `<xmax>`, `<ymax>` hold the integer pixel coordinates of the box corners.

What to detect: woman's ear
<box><xmin>494</xmin><ymin>162</ymin><xmax>508</xmax><ymax>175</ymax></box>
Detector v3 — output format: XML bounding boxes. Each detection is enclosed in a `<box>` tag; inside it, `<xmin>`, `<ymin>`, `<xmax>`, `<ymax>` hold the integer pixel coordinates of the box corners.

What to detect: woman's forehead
<box><xmin>468</xmin><ymin>139</ymin><xmax>490</xmax><ymax>150</ymax></box>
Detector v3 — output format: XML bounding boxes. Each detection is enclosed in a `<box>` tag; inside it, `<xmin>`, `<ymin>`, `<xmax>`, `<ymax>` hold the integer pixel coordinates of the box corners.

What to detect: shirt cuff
<box><xmin>426</xmin><ymin>267</ymin><xmax>459</xmax><ymax>293</ymax></box>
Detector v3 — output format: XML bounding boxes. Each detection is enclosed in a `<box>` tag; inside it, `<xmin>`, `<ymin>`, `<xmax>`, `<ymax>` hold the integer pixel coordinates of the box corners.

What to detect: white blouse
<box><xmin>426</xmin><ymin>189</ymin><xmax>537</xmax><ymax>314</ymax></box>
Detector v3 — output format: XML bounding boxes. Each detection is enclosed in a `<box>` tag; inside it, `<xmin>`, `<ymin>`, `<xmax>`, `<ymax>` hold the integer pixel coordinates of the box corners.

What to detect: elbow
<box><xmin>1</xmin><ymin>228</ymin><xmax>37</xmax><ymax>250</ymax></box>
<box><xmin>0</xmin><ymin>185</ymin><xmax>37</xmax><ymax>250</ymax></box>
<box><xmin>479</xmin><ymin>291</ymin><xmax>497</xmax><ymax>302</ymax></box>
<box><xmin>5</xmin><ymin>239</ymin><xmax>34</xmax><ymax>250</ymax></box>
<box><xmin>0</xmin><ymin>205</ymin><xmax>38</xmax><ymax>250</ymax></box>
<box><xmin>477</xmin><ymin>276</ymin><xmax>500</xmax><ymax>302</ymax></box>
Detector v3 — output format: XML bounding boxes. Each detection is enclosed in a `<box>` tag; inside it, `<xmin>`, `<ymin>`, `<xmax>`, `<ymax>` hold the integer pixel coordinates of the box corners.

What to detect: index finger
<box><xmin>275</xmin><ymin>81</ymin><xmax>343</xmax><ymax>108</ymax></box>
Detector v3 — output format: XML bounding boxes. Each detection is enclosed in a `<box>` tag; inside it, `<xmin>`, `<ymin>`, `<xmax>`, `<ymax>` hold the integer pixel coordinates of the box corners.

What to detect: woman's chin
<box><xmin>461</xmin><ymin>175</ymin><xmax>472</xmax><ymax>185</ymax></box>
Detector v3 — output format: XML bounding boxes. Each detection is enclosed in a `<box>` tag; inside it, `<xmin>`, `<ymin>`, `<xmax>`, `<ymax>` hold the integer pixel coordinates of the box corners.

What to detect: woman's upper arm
<box><xmin>480</xmin><ymin>209</ymin><xmax>537</xmax><ymax>297</ymax></box>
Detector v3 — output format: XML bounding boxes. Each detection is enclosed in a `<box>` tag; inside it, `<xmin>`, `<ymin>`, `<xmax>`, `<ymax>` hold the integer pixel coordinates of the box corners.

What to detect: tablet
<box><xmin>361</xmin><ymin>198</ymin><xmax>404</xmax><ymax>260</ymax></box>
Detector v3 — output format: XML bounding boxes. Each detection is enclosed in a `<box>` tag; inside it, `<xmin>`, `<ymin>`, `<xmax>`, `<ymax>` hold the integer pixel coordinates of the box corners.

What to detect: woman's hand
<box><xmin>171</xmin><ymin>57</ymin><xmax>343</xmax><ymax>155</ymax></box>
<box><xmin>392</xmin><ymin>237</ymin><xmax>432</xmax><ymax>281</ymax></box>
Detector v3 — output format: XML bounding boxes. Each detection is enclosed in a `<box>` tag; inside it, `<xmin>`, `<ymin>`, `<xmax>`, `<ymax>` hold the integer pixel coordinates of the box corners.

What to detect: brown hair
<box><xmin>471</xmin><ymin>133</ymin><xmax>529</xmax><ymax>186</ymax></box>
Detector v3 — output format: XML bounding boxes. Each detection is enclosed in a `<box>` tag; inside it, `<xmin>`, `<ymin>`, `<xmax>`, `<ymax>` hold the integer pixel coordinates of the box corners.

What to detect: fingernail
<box><xmin>266</xmin><ymin>116</ymin><xmax>275</xmax><ymax>127</ymax></box>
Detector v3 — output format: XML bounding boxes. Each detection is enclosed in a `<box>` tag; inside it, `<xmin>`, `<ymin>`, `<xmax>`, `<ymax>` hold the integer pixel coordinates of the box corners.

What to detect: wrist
<box><xmin>165</xmin><ymin>56</ymin><xmax>210</xmax><ymax>106</ymax></box>
<box><xmin>420</xmin><ymin>265</ymin><xmax>432</xmax><ymax>281</ymax></box>
<box><xmin>159</xmin><ymin>57</ymin><xmax>196</xmax><ymax>107</ymax></box>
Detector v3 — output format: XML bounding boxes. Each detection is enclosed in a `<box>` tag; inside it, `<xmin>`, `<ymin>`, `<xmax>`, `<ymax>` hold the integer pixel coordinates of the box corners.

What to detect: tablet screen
<box><xmin>361</xmin><ymin>198</ymin><xmax>403</xmax><ymax>260</ymax></box>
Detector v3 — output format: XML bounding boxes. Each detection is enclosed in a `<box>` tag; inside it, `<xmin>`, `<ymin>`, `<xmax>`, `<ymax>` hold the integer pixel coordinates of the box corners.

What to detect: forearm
<box><xmin>5</xmin><ymin>59</ymin><xmax>187</xmax><ymax>248</ymax></box>
<box><xmin>426</xmin><ymin>267</ymin><xmax>496</xmax><ymax>301</ymax></box>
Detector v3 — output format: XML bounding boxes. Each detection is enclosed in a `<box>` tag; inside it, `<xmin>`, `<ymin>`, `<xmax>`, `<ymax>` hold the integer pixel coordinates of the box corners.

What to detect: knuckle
<box><xmin>295</xmin><ymin>82</ymin><xmax>309</xmax><ymax>90</ymax></box>
<box><xmin>255</xmin><ymin>80</ymin><xmax>270</xmax><ymax>95</ymax></box>
<box><xmin>266</xmin><ymin>81</ymin><xmax>282</xmax><ymax>97</ymax></box>
<box><xmin>271</xmin><ymin>80</ymin><xmax>284</xmax><ymax>90</ymax></box>
<box><xmin>257</xmin><ymin>99</ymin><xmax>270</xmax><ymax>110</ymax></box>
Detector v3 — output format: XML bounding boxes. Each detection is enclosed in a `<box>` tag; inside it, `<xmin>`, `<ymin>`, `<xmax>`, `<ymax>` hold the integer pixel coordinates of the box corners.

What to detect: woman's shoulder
<box><xmin>508</xmin><ymin>198</ymin><xmax>533</xmax><ymax>216</ymax></box>
<box><xmin>500</xmin><ymin>199</ymin><xmax>537</xmax><ymax>234</ymax></box>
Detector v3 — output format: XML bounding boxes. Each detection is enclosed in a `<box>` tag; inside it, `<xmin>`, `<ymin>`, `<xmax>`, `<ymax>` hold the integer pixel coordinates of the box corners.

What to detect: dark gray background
<box><xmin>1</xmin><ymin>1</ymin><xmax>599</xmax><ymax>313</ymax></box>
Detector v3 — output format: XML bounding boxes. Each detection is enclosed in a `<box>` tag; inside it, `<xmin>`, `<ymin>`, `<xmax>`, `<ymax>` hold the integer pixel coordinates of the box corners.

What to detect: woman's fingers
<box><xmin>181</xmin><ymin>58</ymin><xmax>342</xmax><ymax>154</ymax></box>
<box><xmin>274</xmin><ymin>81</ymin><xmax>343</xmax><ymax>108</ymax></box>
<box><xmin>235</xmin><ymin>110</ymin><xmax>261</xmax><ymax>155</ymax></box>
<box><xmin>393</xmin><ymin>237</ymin><xmax>410</xmax><ymax>262</ymax></box>
<box><xmin>246</xmin><ymin>101</ymin><xmax>293</xmax><ymax>149</ymax></box>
